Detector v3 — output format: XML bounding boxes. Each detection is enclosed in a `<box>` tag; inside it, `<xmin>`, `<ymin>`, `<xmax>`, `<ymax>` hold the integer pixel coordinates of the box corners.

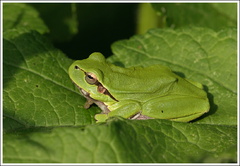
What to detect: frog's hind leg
<box><xmin>142</xmin><ymin>95</ymin><xmax>209</xmax><ymax>122</ymax></box>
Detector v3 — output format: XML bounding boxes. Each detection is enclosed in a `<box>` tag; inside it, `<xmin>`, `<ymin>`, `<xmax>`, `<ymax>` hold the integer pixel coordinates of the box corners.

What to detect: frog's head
<box><xmin>68</xmin><ymin>52</ymin><xmax>117</xmax><ymax>102</ymax></box>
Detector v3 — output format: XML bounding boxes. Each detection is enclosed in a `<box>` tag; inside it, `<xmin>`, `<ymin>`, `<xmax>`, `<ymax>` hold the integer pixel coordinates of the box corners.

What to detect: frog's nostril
<box><xmin>75</xmin><ymin>66</ymin><xmax>80</xmax><ymax>70</ymax></box>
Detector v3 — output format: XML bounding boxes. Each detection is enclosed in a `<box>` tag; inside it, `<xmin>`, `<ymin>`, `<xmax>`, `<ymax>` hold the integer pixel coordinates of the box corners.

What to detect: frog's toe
<box><xmin>95</xmin><ymin>114</ymin><xmax>108</xmax><ymax>123</ymax></box>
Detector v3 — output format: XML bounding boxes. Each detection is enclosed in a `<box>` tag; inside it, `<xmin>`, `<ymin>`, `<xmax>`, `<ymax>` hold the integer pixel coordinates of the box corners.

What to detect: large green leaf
<box><xmin>3</xmin><ymin>27</ymin><xmax>237</xmax><ymax>163</ymax></box>
<box><xmin>3</xmin><ymin>28</ymin><xmax>99</xmax><ymax>130</ymax></box>
<box><xmin>3</xmin><ymin>118</ymin><xmax>237</xmax><ymax>163</ymax></box>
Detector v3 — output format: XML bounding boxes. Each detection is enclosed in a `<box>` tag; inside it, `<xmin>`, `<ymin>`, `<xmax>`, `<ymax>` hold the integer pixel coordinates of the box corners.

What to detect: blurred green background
<box><xmin>30</xmin><ymin>3</ymin><xmax>139</xmax><ymax>59</ymax></box>
<box><xmin>4</xmin><ymin>3</ymin><xmax>236</xmax><ymax>60</ymax></box>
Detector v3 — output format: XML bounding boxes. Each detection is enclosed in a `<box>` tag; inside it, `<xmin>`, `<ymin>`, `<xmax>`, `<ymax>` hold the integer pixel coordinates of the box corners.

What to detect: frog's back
<box><xmin>103</xmin><ymin>64</ymin><xmax>178</xmax><ymax>95</ymax></box>
<box><xmin>102</xmin><ymin>63</ymin><xmax>206</xmax><ymax>103</ymax></box>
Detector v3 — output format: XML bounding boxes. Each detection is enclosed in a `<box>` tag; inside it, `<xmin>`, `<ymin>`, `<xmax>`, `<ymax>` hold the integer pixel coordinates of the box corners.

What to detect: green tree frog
<box><xmin>68</xmin><ymin>52</ymin><xmax>210</xmax><ymax>123</ymax></box>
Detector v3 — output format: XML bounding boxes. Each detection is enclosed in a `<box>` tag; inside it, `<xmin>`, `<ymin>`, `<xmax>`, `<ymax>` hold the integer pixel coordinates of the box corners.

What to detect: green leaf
<box><xmin>3</xmin><ymin>28</ymin><xmax>98</xmax><ymax>130</ymax></box>
<box><xmin>110</xmin><ymin>27</ymin><xmax>237</xmax><ymax>126</ymax></box>
<box><xmin>3</xmin><ymin>118</ymin><xmax>237</xmax><ymax>163</ymax></box>
<box><xmin>3</xmin><ymin>3</ymin><xmax>49</xmax><ymax>34</ymax></box>
<box><xmin>152</xmin><ymin>3</ymin><xmax>237</xmax><ymax>30</ymax></box>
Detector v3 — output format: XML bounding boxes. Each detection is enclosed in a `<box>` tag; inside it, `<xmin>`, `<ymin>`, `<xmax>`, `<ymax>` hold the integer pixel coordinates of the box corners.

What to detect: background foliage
<box><xmin>2</xmin><ymin>3</ymin><xmax>237</xmax><ymax>163</ymax></box>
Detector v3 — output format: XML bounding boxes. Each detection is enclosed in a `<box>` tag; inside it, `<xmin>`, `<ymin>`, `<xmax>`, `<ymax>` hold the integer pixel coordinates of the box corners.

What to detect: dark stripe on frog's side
<box><xmin>96</xmin><ymin>82</ymin><xmax>119</xmax><ymax>102</ymax></box>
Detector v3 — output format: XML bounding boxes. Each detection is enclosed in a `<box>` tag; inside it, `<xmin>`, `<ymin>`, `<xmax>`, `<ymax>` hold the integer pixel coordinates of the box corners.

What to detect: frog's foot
<box><xmin>130</xmin><ymin>113</ymin><xmax>153</xmax><ymax>120</ymax></box>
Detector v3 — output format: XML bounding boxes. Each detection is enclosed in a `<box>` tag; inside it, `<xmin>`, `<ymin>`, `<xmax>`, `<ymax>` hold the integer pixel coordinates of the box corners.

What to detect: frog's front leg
<box><xmin>95</xmin><ymin>101</ymin><xmax>141</xmax><ymax>122</ymax></box>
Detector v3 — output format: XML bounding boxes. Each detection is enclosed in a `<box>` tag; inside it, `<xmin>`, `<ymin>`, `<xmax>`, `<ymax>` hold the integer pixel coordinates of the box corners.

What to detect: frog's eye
<box><xmin>85</xmin><ymin>72</ymin><xmax>98</xmax><ymax>85</ymax></box>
